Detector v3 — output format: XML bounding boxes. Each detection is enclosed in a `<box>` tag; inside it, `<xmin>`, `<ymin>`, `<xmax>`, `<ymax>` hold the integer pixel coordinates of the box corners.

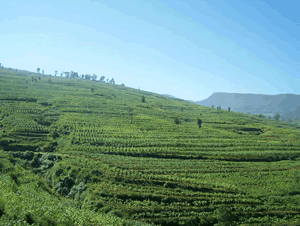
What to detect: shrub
<box><xmin>257</xmin><ymin>114</ymin><xmax>265</xmax><ymax>118</ymax></box>
<box><xmin>197</xmin><ymin>119</ymin><xmax>203</xmax><ymax>128</ymax></box>
<box><xmin>217</xmin><ymin>206</ymin><xmax>237</xmax><ymax>226</ymax></box>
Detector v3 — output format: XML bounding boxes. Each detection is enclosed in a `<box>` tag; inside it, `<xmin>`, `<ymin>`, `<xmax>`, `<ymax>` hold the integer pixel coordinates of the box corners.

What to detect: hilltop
<box><xmin>1</xmin><ymin>67</ymin><xmax>300</xmax><ymax>225</ymax></box>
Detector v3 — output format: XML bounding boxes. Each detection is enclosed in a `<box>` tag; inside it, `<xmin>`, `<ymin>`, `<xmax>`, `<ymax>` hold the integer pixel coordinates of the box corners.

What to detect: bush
<box><xmin>257</xmin><ymin>114</ymin><xmax>265</xmax><ymax>118</ymax></box>
<box><xmin>197</xmin><ymin>119</ymin><xmax>202</xmax><ymax>128</ymax></box>
<box><xmin>0</xmin><ymin>198</ymin><xmax>5</xmax><ymax>217</ymax></box>
<box><xmin>217</xmin><ymin>206</ymin><xmax>237</xmax><ymax>226</ymax></box>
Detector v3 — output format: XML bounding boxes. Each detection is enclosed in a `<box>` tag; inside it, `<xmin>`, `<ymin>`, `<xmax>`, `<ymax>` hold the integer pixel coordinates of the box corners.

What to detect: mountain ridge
<box><xmin>195</xmin><ymin>92</ymin><xmax>300</xmax><ymax>119</ymax></box>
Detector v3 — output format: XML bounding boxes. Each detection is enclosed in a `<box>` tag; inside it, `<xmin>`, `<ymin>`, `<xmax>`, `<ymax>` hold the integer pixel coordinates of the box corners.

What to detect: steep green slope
<box><xmin>1</xmin><ymin>69</ymin><xmax>300</xmax><ymax>225</ymax></box>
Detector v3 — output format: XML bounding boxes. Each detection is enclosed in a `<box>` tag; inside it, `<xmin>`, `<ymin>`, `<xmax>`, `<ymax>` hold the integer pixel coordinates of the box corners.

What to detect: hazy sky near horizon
<box><xmin>1</xmin><ymin>0</ymin><xmax>299</xmax><ymax>101</ymax></box>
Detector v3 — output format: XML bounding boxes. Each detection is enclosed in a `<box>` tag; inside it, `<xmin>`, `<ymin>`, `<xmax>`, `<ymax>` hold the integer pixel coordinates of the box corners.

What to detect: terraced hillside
<box><xmin>1</xmin><ymin>69</ymin><xmax>300</xmax><ymax>225</ymax></box>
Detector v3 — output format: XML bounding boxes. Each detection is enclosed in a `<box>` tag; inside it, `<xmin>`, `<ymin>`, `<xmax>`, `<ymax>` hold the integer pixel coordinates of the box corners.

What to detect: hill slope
<box><xmin>1</xmin><ymin>68</ymin><xmax>300</xmax><ymax>225</ymax></box>
<box><xmin>195</xmin><ymin>92</ymin><xmax>300</xmax><ymax>119</ymax></box>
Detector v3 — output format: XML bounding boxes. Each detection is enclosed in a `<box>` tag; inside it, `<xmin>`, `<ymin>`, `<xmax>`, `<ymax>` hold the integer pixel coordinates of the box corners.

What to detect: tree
<box><xmin>141</xmin><ymin>96</ymin><xmax>145</xmax><ymax>103</ymax></box>
<box><xmin>55</xmin><ymin>70</ymin><xmax>58</xmax><ymax>76</ymax></box>
<box><xmin>37</xmin><ymin>68</ymin><xmax>40</xmax><ymax>74</ymax></box>
<box><xmin>257</xmin><ymin>114</ymin><xmax>265</xmax><ymax>118</ymax></box>
<box><xmin>128</xmin><ymin>106</ymin><xmax>134</xmax><ymax>124</ymax></box>
<box><xmin>228</xmin><ymin>107</ymin><xmax>230</xmax><ymax>112</ymax></box>
<box><xmin>274</xmin><ymin>113</ymin><xmax>281</xmax><ymax>121</ymax></box>
<box><xmin>100</xmin><ymin>76</ymin><xmax>105</xmax><ymax>82</ymax></box>
<box><xmin>121</xmin><ymin>83</ymin><xmax>125</xmax><ymax>86</ymax></box>
<box><xmin>268</xmin><ymin>116</ymin><xmax>271</xmax><ymax>119</ymax></box>
<box><xmin>110</xmin><ymin>78</ymin><xmax>115</xmax><ymax>84</ymax></box>
<box><xmin>212</xmin><ymin>105</ymin><xmax>214</xmax><ymax>109</ymax></box>
<box><xmin>81</xmin><ymin>74</ymin><xmax>85</xmax><ymax>80</ymax></box>
<box><xmin>92</xmin><ymin>74</ymin><xmax>97</xmax><ymax>81</ymax></box>
<box><xmin>73</xmin><ymin>72</ymin><xmax>79</xmax><ymax>78</ymax></box>
<box><xmin>288</xmin><ymin>118</ymin><xmax>292</xmax><ymax>122</ymax></box>
<box><xmin>64</xmin><ymin>72</ymin><xmax>70</xmax><ymax>78</ymax></box>
<box><xmin>174</xmin><ymin>118</ymin><xmax>181</xmax><ymax>125</ymax></box>
<box><xmin>70</xmin><ymin>71</ymin><xmax>79</xmax><ymax>79</ymax></box>
<box><xmin>197</xmin><ymin>119</ymin><xmax>203</xmax><ymax>128</ymax></box>
<box><xmin>106</xmin><ymin>78</ymin><xmax>109</xmax><ymax>83</ymax></box>
<box><xmin>86</xmin><ymin>74</ymin><xmax>92</xmax><ymax>80</ymax></box>
<box><xmin>91</xmin><ymin>88</ymin><xmax>94</xmax><ymax>93</ymax></box>
<box><xmin>42</xmin><ymin>69</ymin><xmax>44</xmax><ymax>75</ymax></box>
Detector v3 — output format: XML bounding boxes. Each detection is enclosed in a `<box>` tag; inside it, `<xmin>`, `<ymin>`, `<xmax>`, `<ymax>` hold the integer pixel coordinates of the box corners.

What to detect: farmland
<box><xmin>1</xmin><ymin>68</ymin><xmax>300</xmax><ymax>225</ymax></box>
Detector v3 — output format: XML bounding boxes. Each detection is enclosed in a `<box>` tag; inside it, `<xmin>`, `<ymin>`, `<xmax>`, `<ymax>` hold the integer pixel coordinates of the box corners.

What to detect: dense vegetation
<box><xmin>1</xmin><ymin>68</ymin><xmax>300</xmax><ymax>225</ymax></box>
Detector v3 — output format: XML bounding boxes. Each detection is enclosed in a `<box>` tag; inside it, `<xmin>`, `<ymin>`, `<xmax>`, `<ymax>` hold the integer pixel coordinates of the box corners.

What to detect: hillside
<box><xmin>195</xmin><ymin>92</ymin><xmax>300</xmax><ymax>120</ymax></box>
<box><xmin>1</xmin><ymin>68</ymin><xmax>300</xmax><ymax>225</ymax></box>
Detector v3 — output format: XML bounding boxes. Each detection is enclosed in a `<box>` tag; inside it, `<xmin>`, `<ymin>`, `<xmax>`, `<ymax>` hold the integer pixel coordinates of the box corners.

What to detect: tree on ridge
<box><xmin>274</xmin><ymin>113</ymin><xmax>281</xmax><ymax>121</ymax></box>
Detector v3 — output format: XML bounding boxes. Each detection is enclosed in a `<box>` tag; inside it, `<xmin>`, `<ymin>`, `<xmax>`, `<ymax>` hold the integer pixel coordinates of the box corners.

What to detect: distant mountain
<box><xmin>195</xmin><ymin>92</ymin><xmax>300</xmax><ymax>119</ymax></box>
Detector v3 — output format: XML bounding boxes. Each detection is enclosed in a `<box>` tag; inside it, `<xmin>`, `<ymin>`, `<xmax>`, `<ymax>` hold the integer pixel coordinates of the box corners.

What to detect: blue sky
<box><xmin>1</xmin><ymin>0</ymin><xmax>299</xmax><ymax>101</ymax></box>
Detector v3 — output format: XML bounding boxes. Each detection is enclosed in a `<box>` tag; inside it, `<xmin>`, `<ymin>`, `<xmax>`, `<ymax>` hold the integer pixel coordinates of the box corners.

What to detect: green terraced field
<box><xmin>1</xmin><ymin>68</ymin><xmax>300</xmax><ymax>225</ymax></box>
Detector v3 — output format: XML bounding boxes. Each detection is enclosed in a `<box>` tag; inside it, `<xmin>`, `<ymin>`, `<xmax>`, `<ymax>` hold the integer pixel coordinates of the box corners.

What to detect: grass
<box><xmin>1</xmin><ymin>67</ymin><xmax>300</xmax><ymax>225</ymax></box>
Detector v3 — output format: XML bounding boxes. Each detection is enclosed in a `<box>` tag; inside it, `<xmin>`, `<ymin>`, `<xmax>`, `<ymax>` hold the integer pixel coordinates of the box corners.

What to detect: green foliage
<box><xmin>197</xmin><ymin>118</ymin><xmax>202</xmax><ymax>128</ymax></box>
<box><xmin>0</xmin><ymin>197</ymin><xmax>5</xmax><ymax>217</ymax></box>
<box><xmin>217</xmin><ymin>206</ymin><xmax>237</xmax><ymax>226</ymax></box>
<box><xmin>174</xmin><ymin>117</ymin><xmax>181</xmax><ymax>124</ymax></box>
<box><xmin>274</xmin><ymin>113</ymin><xmax>281</xmax><ymax>121</ymax></box>
<box><xmin>1</xmin><ymin>70</ymin><xmax>300</xmax><ymax>225</ymax></box>
<box><xmin>257</xmin><ymin>114</ymin><xmax>265</xmax><ymax>118</ymax></box>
